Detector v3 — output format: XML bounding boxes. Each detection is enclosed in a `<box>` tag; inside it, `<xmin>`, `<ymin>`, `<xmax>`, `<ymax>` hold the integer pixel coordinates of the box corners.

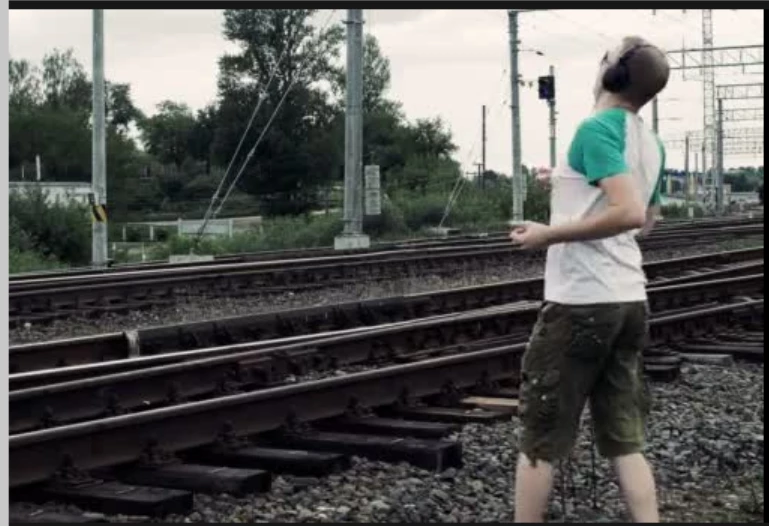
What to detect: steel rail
<box><xmin>9</xmin><ymin>298</ymin><xmax>763</xmax><ymax>488</ymax></box>
<box><xmin>9</xmin><ymin>273</ymin><xmax>763</xmax><ymax>434</ymax></box>
<box><xmin>9</xmin><ymin>247</ymin><xmax>763</xmax><ymax>374</ymax></box>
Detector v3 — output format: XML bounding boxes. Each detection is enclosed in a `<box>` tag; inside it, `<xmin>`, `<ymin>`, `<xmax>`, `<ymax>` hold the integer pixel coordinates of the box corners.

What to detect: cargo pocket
<box><xmin>520</xmin><ymin>368</ymin><xmax>561</xmax><ymax>428</ymax></box>
<box><xmin>566</xmin><ymin>306</ymin><xmax>618</xmax><ymax>361</ymax></box>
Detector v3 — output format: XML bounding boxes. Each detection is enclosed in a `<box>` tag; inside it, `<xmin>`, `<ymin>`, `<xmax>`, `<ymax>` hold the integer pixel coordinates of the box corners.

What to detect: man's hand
<box><xmin>509</xmin><ymin>221</ymin><xmax>552</xmax><ymax>250</ymax></box>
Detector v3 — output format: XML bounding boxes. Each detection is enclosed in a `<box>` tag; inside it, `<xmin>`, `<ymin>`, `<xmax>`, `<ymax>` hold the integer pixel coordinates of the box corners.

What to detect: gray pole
<box><xmin>652</xmin><ymin>97</ymin><xmax>659</xmax><ymax>134</ymax></box>
<box><xmin>508</xmin><ymin>10</ymin><xmax>523</xmax><ymax>222</ymax></box>
<box><xmin>715</xmin><ymin>98</ymin><xmax>724</xmax><ymax>215</ymax></box>
<box><xmin>684</xmin><ymin>133</ymin><xmax>694</xmax><ymax>218</ymax></box>
<box><xmin>548</xmin><ymin>64</ymin><xmax>556</xmax><ymax>168</ymax></box>
<box><xmin>92</xmin><ymin>9</ymin><xmax>108</xmax><ymax>266</ymax></box>
<box><xmin>481</xmin><ymin>105</ymin><xmax>487</xmax><ymax>176</ymax></box>
<box><xmin>341</xmin><ymin>9</ymin><xmax>365</xmax><ymax>239</ymax></box>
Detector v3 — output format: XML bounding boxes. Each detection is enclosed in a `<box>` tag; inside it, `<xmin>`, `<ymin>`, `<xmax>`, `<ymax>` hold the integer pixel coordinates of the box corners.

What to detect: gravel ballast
<box><xmin>94</xmin><ymin>362</ymin><xmax>763</xmax><ymax>523</ymax></box>
<box><xmin>10</xmin><ymin>241</ymin><xmax>762</xmax><ymax>345</ymax></box>
<box><xmin>10</xmin><ymin>240</ymin><xmax>763</xmax><ymax>522</ymax></box>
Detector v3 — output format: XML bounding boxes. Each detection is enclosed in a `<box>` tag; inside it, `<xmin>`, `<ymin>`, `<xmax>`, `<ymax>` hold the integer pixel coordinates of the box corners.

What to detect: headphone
<box><xmin>601</xmin><ymin>44</ymin><xmax>655</xmax><ymax>93</ymax></box>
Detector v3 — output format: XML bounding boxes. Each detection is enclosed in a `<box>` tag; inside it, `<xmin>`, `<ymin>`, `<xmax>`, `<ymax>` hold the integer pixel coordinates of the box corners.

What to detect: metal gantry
<box><xmin>665</xmin><ymin>28</ymin><xmax>763</xmax><ymax>210</ymax></box>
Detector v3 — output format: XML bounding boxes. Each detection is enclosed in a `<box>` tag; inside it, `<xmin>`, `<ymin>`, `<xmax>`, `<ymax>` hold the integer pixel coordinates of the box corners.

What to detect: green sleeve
<box><xmin>573</xmin><ymin>119</ymin><xmax>629</xmax><ymax>186</ymax></box>
<box><xmin>649</xmin><ymin>139</ymin><xmax>665</xmax><ymax>206</ymax></box>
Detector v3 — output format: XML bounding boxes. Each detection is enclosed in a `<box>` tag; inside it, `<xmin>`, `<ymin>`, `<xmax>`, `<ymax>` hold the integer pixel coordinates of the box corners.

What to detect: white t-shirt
<box><xmin>544</xmin><ymin>107</ymin><xmax>665</xmax><ymax>305</ymax></box>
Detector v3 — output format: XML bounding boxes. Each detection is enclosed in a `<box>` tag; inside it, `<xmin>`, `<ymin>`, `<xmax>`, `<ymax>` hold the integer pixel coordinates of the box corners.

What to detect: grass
<box><xmin>9</xmin><ymin>249</ymin><xmax>67</xmax><ymax>274</ymax></box>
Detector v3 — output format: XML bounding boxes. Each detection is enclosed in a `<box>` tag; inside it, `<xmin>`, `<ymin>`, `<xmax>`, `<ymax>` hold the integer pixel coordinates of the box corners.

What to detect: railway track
<box><xmin>9</xmin><ymin>246</ymin><xmax>763</xmax><ymax>374</ymax></box>
<box><xmin>8</xmin><ymin>296</ymin><xmax>763</xmax><ymax>516</ymax></box>
<box><xmin>8</xmin><ymin>224</ymin><xmax>764</xmax><ymax>326</ymax></box>
<box><xmin>9</xmin><ymin>216</ymin><xmax>762</xmax><ymax>282</ymax></box>
<box><xmin>8</xmin><ymin>255</ymin><xmax>764</xmax><ymax>518</ymax></box>
<box><xmin>9</xmin><ymin>272</ymin><xmax>765</xmax><ymax>435</ymax></box>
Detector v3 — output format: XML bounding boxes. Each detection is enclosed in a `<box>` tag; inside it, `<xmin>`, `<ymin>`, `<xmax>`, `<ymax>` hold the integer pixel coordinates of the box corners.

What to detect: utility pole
<box><xmin>91</xmin><ymin>9</ymin><xmax>108</xmax><ymax>267</ymax></box>
<box><xmin>716</xmin><ymin>98</ymin><xmax>725</xmax><ymax>215</ymax></box>
<box><xmin>475</xmin><ymin>163</ymin><xmax>484</xmax><ymax>189</ymax></box>
<box><xmin>481</xmin><ymin>105</ymin><xmax>487</xmax><ymax>176</ymax></box>
<box><xmin>547</xmin><ymin>65</ymin><xmax>557</xmax><ymax>168</ymax></box>
<box><xmin>508</xmin><ymin>10</ymin><xmax>523</xmax><ymax>222</ymax></box>
<box><xmin>335</xmin><ymin>9</ymin><xmax>369</xmax><ymax>249</ymax></box>
<box><xmin>652</xmin><ymin>97</ymin><xmax>659</xmax><ymax>134</ymax></box>
<box><xmin>702</xmin><ymin>9</ymin><xmax>716</xmax><ymax>209</ymax></box>
<box><xmin>685</xmin><ymin>133</ymin><xmax>694</xmax><ymax>218</ymax></box>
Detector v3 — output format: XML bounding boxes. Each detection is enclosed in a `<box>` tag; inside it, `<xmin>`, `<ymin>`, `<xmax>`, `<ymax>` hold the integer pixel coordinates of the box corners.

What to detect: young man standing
<box><xmin>509</xmin><ymin>36</ymin><xmax>670</xmax><ymax>523</ymax></box>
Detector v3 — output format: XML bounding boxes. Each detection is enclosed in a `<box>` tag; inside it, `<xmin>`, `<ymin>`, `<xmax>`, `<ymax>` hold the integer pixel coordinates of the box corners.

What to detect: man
<box><xmin>509</xmin><ymin>36</ymin><xmax>670</xmax><ymax>523</ymax></box>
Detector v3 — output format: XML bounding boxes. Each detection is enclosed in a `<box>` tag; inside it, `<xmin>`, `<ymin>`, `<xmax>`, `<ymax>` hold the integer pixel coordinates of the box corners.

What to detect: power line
<box><xmin>194</xmin><ymin>10</ymin><xmax>339</xmax><ymax>242</ymax></box>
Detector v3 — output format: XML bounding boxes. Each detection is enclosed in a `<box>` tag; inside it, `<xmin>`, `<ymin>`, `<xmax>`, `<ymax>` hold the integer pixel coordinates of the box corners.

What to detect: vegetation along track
<box><xmin>8</xmin><ymin>222</ymin><xmax>764</xmax><ymax>326</ymax></box>
<box><xmin>8</xmin><ymin>296</ymin><xmax>763</xmax><ymax>520</ymax></box>
<box><xmin>9</xmin><ymin>246</ymin><xmax>763</xmax><ymax>374</ymax></box>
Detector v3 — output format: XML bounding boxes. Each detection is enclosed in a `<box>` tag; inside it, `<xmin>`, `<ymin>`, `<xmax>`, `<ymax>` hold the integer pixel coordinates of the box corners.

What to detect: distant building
<box><xmin>9</xmin><ymin>181</ymin><xmax>92</xmax><ymax>206</ymax></box>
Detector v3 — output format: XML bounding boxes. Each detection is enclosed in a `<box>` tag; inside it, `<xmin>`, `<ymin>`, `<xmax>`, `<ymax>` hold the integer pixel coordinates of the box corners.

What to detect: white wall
<box><xmin>9</xmin><ymin>181</ymin><xmax>92</xmax><ymax>206</ymax></box>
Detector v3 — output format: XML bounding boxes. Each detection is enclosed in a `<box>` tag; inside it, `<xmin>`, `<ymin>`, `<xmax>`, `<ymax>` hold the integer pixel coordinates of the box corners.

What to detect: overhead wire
<box><xmin>438</xmin><ymin>65</ymin><xmax>510</xmax><ymax>227</ymax></box>
<box><xmin>194</xmin><ymin>9</ymin><xmax>339</xmax><ymax>242</ymax></box>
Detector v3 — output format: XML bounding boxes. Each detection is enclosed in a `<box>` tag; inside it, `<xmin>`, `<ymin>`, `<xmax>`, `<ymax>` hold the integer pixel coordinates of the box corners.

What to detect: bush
<box><xmin>148</xmin><ymin>213</ymin><xmax>345</xmax><ymax>258</ymax></box>
<box><xmin>9</xmin><ymin>248</ymin><xmax>66</xmax><ymax>274</ymax></box>
<box><xmin>9</xmin><ymin>187</ymin><xmax>91</xmax><ymax>266</ymax></box>
<box><xmin>660</xmin><ymin>203</ymin><xmax>704</xmax><ymax>219</ymax></box>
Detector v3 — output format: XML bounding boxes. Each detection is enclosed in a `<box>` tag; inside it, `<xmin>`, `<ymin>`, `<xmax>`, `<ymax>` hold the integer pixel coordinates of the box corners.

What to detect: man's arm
<box><xmin>546</xmin><ymin>117</ymin><xmax>646</xmax><ymax>244</ymax></box>
<box><xmin>638</xmin><ymin>205</ymin><xmax>660</xmax><ymax>238</ymax></box>
<box><xmin>638</xmin><ymin>143</ymin><xmax>665</xmax><ymax>238</ymax></box>
<box><xmin>545</xmin><ymin>174</ymin><xmax>646</xmax><ymax>244</ymax></box>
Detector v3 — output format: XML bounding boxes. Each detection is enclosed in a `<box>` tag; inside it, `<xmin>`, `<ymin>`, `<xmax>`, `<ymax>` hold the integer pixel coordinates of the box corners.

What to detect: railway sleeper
<box><xmin>263</xmin><ymin>429</ymin><xmax>463</xmax><ymax>472</ymax></box>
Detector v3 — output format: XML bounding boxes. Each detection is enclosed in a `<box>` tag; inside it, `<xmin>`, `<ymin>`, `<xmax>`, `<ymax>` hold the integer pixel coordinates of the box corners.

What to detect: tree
<box><xmin>218</xmin><ymin>9</ymin><xmax>343</xmax><ymax>99</ymax></box>
<box><xmin>188</xmin><ymin>104</ymin><xmax>218</xmax><ymax>173</ymax></box>
<box><xmin>213</xmin><ymin>9</ymin><xmax>345</xmax><ymax>215</ymax></box>
<box><xmin>331</xmin><ymin>34</ymin><xmax>394</xmax><ymax>114</ymax></box>
<box><xmin>9</xmin><ymin>58</ymin><xmax>43</xmax><ymax>109</ymax></box>
<box><xmin>405</xmin><ymin>117</ymin><xmax>457</xmax><ymax>160</ymax></box>
<box><xmin>40</xmin><ymin>49</ymin><xmax>91</xmax><ymax>111</ymax></box>
<box><xmin>106</xmin><ymin>82</ymin><xmax>144</xmax><ymax>134</ymax></box>
<box><xmin>140</xmin><ymin>101</ymin><xmax>197</xmax><ymax>170</ymax></box>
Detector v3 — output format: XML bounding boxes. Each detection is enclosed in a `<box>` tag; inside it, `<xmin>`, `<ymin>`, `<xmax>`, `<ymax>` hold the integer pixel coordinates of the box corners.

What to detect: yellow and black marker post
<box><xmin>88</xmin><ymin>193</ymin><xmax>108</xmax><ymax>224</ymax></box>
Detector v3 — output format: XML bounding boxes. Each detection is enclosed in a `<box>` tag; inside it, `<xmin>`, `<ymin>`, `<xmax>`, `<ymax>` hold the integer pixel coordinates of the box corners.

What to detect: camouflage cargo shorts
<box><xmin>518</xmin><ymin>301</ymin><xmax>650</xmax><ymax>464</ymax></box>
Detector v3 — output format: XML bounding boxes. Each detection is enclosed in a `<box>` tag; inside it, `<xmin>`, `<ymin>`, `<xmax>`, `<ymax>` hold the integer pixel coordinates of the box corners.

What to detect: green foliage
<box><xmin>9</xmin><ymin>187</ymin><xmax>91</xmax><ymax>266</ymax></box>
<box><xmin>139</xmin><ymin>101</ymin><xmax>197</xmax><ymax>169</ymax></box>
<box><xmin>9</xmin><ymin>248</ymin><xmax>66</xmax><ymax>274</ymax></box>
<box><xmin>145</xmin><ymin>213</ymin><xmax>343</xmax><ymax>259</ymax></box>
<box><xmin>660</xmin><ymin>203</ymin><xmax>704</xmax><ymax>219</ymax></box>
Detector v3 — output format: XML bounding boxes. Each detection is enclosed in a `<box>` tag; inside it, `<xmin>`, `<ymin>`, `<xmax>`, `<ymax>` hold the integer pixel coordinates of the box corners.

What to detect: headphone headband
<box><xmin>601</xmin><ymin>43</ymin><xmax>656</xmax><ymax>94</ymax></box>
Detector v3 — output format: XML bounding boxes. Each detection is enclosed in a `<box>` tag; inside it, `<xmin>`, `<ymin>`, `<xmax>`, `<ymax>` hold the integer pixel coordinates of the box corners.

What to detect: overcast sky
<box><xmin>8</xmin><ymin>9</ymin><xmax>764</xmax><ymax>173</ymax></box>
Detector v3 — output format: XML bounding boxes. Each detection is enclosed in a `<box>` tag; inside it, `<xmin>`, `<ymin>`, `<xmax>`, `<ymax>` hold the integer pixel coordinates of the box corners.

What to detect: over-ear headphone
<box><xmin>601</xmin><ymin>44</ymin><xmax>655</xmax><ymax>93</ymax></box>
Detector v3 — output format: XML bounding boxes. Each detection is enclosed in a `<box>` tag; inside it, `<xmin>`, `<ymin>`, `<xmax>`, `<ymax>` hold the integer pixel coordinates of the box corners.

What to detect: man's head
<box><xmin>593</xmin><ymin>36</ymin><xmax>670</xmax><ymax>109</ymax></box>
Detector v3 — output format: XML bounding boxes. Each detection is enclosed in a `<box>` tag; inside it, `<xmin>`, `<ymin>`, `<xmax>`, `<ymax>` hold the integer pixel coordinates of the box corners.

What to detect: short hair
<box><xmin>617</xmin><ymin>36</ymin><xmax>670</xmax><ymax>107</ymax></box>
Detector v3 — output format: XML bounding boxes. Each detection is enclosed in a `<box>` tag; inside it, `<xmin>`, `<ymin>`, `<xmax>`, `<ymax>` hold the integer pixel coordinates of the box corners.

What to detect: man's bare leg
<box><xmin>514</xmin><ymin>453</ymin><xmax>555</xmax><ymax>522</ymax></box>
<box><xmin>614</xmin><ymin>453</ymin><xmax>659</xmax><ymax>522</ymax></box>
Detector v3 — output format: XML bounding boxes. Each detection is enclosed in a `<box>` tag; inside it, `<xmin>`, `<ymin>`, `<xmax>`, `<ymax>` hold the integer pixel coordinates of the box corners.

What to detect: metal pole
<box><xmin>716</xmin><ymin>98</ymin><xmax>724</xmax><ymax>215</ymax></box>
<box><xmin>481</xmin><ymin>105</ymin><xmax>487</xmax><ymax>176</ymax></box>
<box><xmin>342</xmin><ymin>9</ymin><xmax>364</xmax><ymax>236</ymax></box>
<box><xmin>652</xmin><ymin>97</ymin><xmax>659</xmax><ymax>134</ymax></box>
<box><xmin>548</xmin><ymin>65</ymin><xmax>556</xmax><ymax>168</ymax></box>
<box><xmin>92</xmin><ymin>9</ymin><xmax>108</xmax><ymax>267</ymax></box>
<box><xmin>685</xmin><ymin>133</ymin><xmax>694</xmax><ymax>219</ymax></box>
<box><xmin>508</xmin><ymin>10</ymin><xmax>523</xmax><ymax>222</ymax></box>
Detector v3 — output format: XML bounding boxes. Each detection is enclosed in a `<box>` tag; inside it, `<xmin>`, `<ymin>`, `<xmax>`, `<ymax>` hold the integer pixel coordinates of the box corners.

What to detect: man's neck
<box><xmin>594</xmin><ymin>93</ymin><xmax>638</xmax><ymax>113</ymax></box>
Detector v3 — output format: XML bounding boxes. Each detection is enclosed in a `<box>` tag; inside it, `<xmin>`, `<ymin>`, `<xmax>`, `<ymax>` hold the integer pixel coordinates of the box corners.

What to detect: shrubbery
<box><xmin>9</xmin><ymin>187</ymin><xmax>90</xmax><ymax>272</ymax></box>
<box><xmin>9</xmin><ymin>168</ymin><xmax>552</xmax><ymax>270</ymax></box>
